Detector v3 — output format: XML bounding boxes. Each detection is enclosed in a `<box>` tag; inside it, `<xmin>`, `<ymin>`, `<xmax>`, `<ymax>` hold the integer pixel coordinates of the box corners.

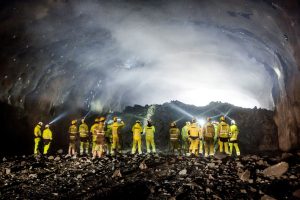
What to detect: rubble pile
<box><xmin>0</xmin><ymin>153</ymin><xmax>299</xmax><ymax>199</ymax></box>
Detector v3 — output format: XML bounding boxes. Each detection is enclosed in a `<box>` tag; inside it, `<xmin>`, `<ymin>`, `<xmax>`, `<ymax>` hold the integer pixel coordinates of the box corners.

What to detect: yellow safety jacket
<box><xmin>188</xmin><ymin>123</ymin><xmax>200</xmax><ymax>138</ymax></box>
<box><xmin>230</xmin><ymin>124</ymin><xmax>239</xmax><ymax>141</ymax></box>
<box><xmin>110</xmin><ymin>121</ymin><xmax>125</xmax><ymax>138</ymax></box>
<box><xmin>79</xmin><ymin>123</ymin><xmax>89</xmax><ymax>138</ymax></box>
<box><xmin>218</xmin><ymin>122</ymin><xmax>230</xmax><ymax>138</ymax></box>
<box><xmin>144</xmin><ymin>125</ymin><xmax>155</xmax><ymax>139</ymax></box>
<box><xmin>202</xmin><ymin>122</ymin><xmax>215</xmax><ymax>138</ymax></box>
<box><xmin>181</xmin><ymin>125</ymin><xmax>189</xmax><ymax>140</ymax></box>
<box><xmin>69</xmin><ymin>125</ymin><xmax>77</xmax><ymax>141</ymax></box>
<box><xmin>90</xmin><ymin>123</ymin><xmax>99</xmax><ymax>141</ymax></box>
<box><xmin>169</xmin><ymin>127</ymin><xmax>180</xmax><ymax>141</ymax></box>
<box><xmin>34</xmin><ymin>125</ymin><xmax>42</xmax><ymax>138</ymax></box>
<box><xmin>42</xmin><ymin>128</ymin><xmax>52</xmax><ymax>140</ymax></box>
<box><xmin>132</xmin><ymin>123</ymin><xmax>143</xmax><ymax>140</ymax></box>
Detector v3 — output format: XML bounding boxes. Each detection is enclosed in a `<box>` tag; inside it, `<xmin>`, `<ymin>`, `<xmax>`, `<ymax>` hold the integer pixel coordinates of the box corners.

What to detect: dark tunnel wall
<box><xmin>0</xmin><ymin>0</ymin><xmax>299</xmax><ymax>154</ymax></box>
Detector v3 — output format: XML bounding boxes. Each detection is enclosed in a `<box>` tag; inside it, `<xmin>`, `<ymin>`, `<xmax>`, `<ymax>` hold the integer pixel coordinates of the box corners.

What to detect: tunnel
<box><xmin>0</xmin><ymin>0</ymin><xmax>300</xmax><ymax>199</ymax></box>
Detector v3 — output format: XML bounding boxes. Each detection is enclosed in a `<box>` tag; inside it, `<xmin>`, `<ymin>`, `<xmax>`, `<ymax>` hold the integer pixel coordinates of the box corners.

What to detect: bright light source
<box><xmin>197</xmin><ymin>118</ymin><xmax>206</xmax><ymax>126</ymax></box>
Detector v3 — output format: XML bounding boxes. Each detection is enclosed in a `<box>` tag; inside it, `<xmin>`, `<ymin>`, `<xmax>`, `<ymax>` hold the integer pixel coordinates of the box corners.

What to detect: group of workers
<box><xmin>33</xmin><ymin>115</ymin><xmax>240</xmax><ymax>158</ymax></box>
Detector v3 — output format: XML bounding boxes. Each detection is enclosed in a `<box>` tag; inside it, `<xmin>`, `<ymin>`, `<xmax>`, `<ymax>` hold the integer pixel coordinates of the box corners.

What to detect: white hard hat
<box><xmin>45</xmin><ymin>124</ymin><xmax>50</xmax><ymax>128</ymax></box>
<box><xmin>38</xmin><ymin>122</ymin><xmax>43</xmax><ymax>126</ymax></box>
<box><xmin>231</xmin><ymin>120</ymin><xmax>236</xmax><ymax>125</ymax></box>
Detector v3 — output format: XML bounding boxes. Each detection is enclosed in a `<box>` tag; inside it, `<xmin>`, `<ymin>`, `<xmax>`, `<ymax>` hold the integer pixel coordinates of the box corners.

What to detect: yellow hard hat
<box><xmin>71</xmin><ymin>120</ymin><xmax>77</xmax><ymax>125</ymax></box>
<box><xmin>113</xmin><ymin>117</ymin><xmax>118</xmax><ymax>121</ymax></box>
<box><xmin>95</xmin><ymin>118</ymin><xmax>100</xmax><ymax>122</ymax></box>
<box><xmin>220</xmin><ymin>116</ymin><xmax>225</xmax><ymax>121</ymax></box>
<box><xmin>207</xmin><ymin>117</ymin><xmax>211</xmax><ymax>122</ymax></box>
<box><xmin>170</xmin><ymin>122</ymin><xmax>176</xmax><ymax>127</ymax></box>
<box><xmin>136</xmin><ymin>120</ymin><xmax>141</xmax><ymax>123</ymax></box>
<box><xmin>99</xmin><ymin>117</ymin><xmax>106</xmax><ymax>122</ymax></box>
<box><xmin>81</xmin><ymin>119</ymin><xmax>85</xmax><ymax>123</ymax></box>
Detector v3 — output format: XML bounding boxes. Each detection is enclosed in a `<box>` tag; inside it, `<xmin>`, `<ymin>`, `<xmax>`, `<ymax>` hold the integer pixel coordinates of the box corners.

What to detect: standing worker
<box><xmin>131</xmin><ymin>120</ymin><xmax>143</xmax><ymax>155</ymax></box>
<box><xmin>181</xmin><ymin>121</ymin><xmax>190</xmax><ymax>155</ymax></box>
<box><xmin>33</xmin><ymin>122</ymin><xmax>43</xmax><ymax>155</ymax></box>
<box><xmin>144</xmin><ymin>120</ymin><xmax>156</xmax><ymax>154</ymax></box>
<box><xmin>79</xmin><ymin>119</ymin><xmax>89</xmax><ymax>156</ymax></box>
<box><xmin>202</xmin><ymin>117</ymin><xmax>215</xmax><ymax>157</ymax></box>
<box><xmin>109</xmin><ymin>117</ymin><xmax>125</xmax><ymax>155</ymax></box>
<box><xmin>229</xmin><ymin>120</ymin><xmax>240</xmax><ymax>156</ymax></box>
<box><xmin>169</xmin><ymin>122</ymin><xmax>181</xmax><ymax>155</ymax></box>
<box><xmin>42</xmin><ymin>124</ymin><xmax>52</xmax><ymax>155</ymax></box>
<box><xmin>68</xmin><ymin>120</ymin><xmax>78</xmax><ymax>157</ymax></box>
<box><xmin>105</xmin><ymin>120</ymin><xmax>113</xmax><ymax>155</ymax></box>
<box><xmin>212</xmin><ymin>121</ymin><xmax>219</xmax><ymax>153</ymax></box>
<box><xmin>90</xmin><ymin>118</ymin><xmax>100</xmax><ymax>153</ymax></box>
<box><xmin>188</xmin><ymin>118</ymin><xmax>201</xmax><ymax>156</ymax></box>
<box><xmin>217</xmin><ymin>116</ymin><xmax>230</xmax><ymax>155</ymax></box>
<box><xmin>93</xmin><ymin>122</ymin><xmax>106</xmax><ymax>159</ymax></box>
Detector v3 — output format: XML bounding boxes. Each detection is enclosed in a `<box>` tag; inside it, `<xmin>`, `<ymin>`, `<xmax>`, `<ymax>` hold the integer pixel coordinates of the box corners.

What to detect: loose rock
<box><xmin>263</xmin><ymin>162</ymin><xmax>288</xmax><ymax>177</ymax></box>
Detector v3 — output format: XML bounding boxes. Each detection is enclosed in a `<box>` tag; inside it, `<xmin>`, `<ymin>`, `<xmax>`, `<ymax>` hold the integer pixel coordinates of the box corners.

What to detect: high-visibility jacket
<box><xmin>144</xmin><ymin>125</ymin><xmax>155</xmax><ymax>138</ymax></box>
<box><xmin>230</xmin><ymin>124</ymin><xmax>239</xmax><ymax>140</ymax></box>
<box><xmin>188</xmin><ymin>123</ymin><xmax>200</xmax><ymax>138</ymax></box>
<box><xmin>69</xmin><ymin>125</ymin><xmax>77</xmax><ymax>141</ymax></box>
<box><xmin>218</xmin><ymin>122</ymin><xmax>230</xmax><ymax>138</ymax></box>
<box><xmin>202</xmin><ymin>122</ymin><xmax>215</xmax><ymax>138</ymax></box>
<box><xmin>132</xmin><ymin>123</ymin><xmax>143</xmax><ymax>139</ymax></box>
<box><xmin>34</xmin><ymin>125</ymin><xmax>42</xmax><ymax>138</ymax></box>
<box><xmin>181</xmin><ymin>125</ymin><xmax>189</xmax><ymax>140</ymax></box>
<box><xmin>42</xmin><ymin>128</ymin><xmax>52</xmax><ymax>140</ymax></box>
<box><xmin>169</xmin><ymin>128</ymin><xmax>180</xmax><ymax>141</ymax></box>
<box><xmin>110</xmin><ymin>121</ymin><xmax>125</xmax><ymax>137</ymax></box>
<box><xmin>79</xmin><ymin>123</ymin><xmax>89</xmax><ymax>138</ymax></box>
<box><xmin>90</xmin><ymin>123</ymin><xmax>99</xmax><ymax>136</ymax></box>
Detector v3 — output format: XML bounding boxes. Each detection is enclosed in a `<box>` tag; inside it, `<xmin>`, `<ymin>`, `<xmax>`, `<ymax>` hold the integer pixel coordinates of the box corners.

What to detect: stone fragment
<box><xmin>57</xmin><ymin>149</ymin><xmax>63</xmax><ymax>154</ymax></box>
<box><xmin>54</xmin><ymin>156</ymin><xmax>60</xmax><ymax>161</ymax></box>
<box><xmin>112</xmin><ymin>169</ymin><xmax>122</xmax><ymax>178</ymax></box>
<box><xmin>179</xmin><ymin>169</ymin><xmax>187</xmax><ymax>175</ymax></box>
<box><xmin>139</xmin><ymin>161</ymin><xmax>147</xmax><ymax>170</ymax></box>
<box><xmin>263</xmin><ymin>162</ymin><xmax>288</xmax><ymax>177</ymax></box>
<box><xmin>261</xmin><ymin>194</ymin><xmax>276</xmax><ymax>200</ymax></box>
<box><xmin>239</xmin><ymin>170</ymin><xmax>250</xmax><ymax>182</ymax></box>
<box><xmin>2</xmin><ymin>157</ymin><xmax>7</xmax><ymax>162</ymax></box>
<box><xmin>48</xmin><ymin>156</ymin><xmax>54</xmax><ymax>160</ymax></box>
<box><xmin>293</xmin><ymin>189</ymin><xmax>300</xmax><ymax>198</ymax></box>
<box><xmin>29</xmin><ymin>174</ymin><xmax>37</xmax><ymax>179</ymax></box>
<box><xmin>281</xmin><ymin>153</ymin><xmax>293</xmax><ymax>160</ymax></box>
<box><xmin>77</xmin><ymin>174</ymin><xmax>82</xmax><ymax>179</ymax></box>
<box><xmin>5</xmin><ymin>168</ymin><xmax>11</xmax><ymax>175</ymax></box>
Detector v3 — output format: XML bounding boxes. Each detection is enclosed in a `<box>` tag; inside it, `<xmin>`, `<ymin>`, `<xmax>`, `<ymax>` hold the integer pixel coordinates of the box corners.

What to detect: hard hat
<box><xmin>186</xmin><ymin>121</ymin><xmax>191</xmax><ymax>125</ymax></box>
<box><xmin>95</xmin><ymin>118</ymin><xmax>100</xmax><ymax>122</ymax></box>
<box><xmin>38</xmin><ymin>122</ymin><xmax>43</xmax><ymax>126</ymax></box>
<box><xmin>45</xmin><ymin>124</ymin><xmax>50</xmax><ymax>128</ymax></box>
<box><xmin>99</xmin><ymin>117</ymin><xmax>105</xmax><ymax>122</ymax></box>
<box><xmin>231</xmin><ymin>120</ymin><xmax>236</xmax><ymax>125</ymax></box>
<box><xmin>147</xmin><ymin>119</ymin><xmax>152</xmax><ymax>123</ymax></box>
<box><xmin>81</xmin><ymin>119</ymin><xmax>85</xmax><ymax>123</ymax></box>
<box><xmin>113</xmin><ymin>117</ymin><xmax>118</xmax><ymax>121</ymax></box>
<box><xmin>136</xmin><ymin>120</ymin><xmax>141</xmax><ymax>123</ymax></box>
<box><xmin>191</xmin><ymin>118</ymin><xmax>196</xmax><ymax>123</ymax></box>
<box><xmin>220</xmin><ymin>116</ymin><xmax>225</xmax><ymax>121</ymax></box>
<box><xmin>71</xmin><ymin>120</ymin><xmax>77</xmax><ymax>125</ymax></box>
<box><xmin>170</xmin><ymin>122</ymin><xmax>176</xmax><ymax>127</ymax></box>
<box><xmin>206</xmin><ymin>117</ymin><xmax>211</xmax><ymax>122</ymax></box>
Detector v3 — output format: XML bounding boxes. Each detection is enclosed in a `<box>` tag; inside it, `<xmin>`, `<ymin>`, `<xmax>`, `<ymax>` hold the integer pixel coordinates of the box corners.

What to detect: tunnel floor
<box><xmin>0</xmin><ymin>153</ymin><xmax>299</xmax><ymax>199</ymax></box>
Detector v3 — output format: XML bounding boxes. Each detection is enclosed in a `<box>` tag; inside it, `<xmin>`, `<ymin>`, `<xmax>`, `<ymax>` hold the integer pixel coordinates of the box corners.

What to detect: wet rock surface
<box><xmin>0</xmin><ymin>153</ymin><xmax>299</xmax><ymax>199</ymax></box>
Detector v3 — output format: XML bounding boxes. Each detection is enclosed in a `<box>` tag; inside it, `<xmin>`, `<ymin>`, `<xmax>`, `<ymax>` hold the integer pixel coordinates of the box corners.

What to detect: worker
<box><xmin>217</xmin><ymin>116</ymin><xmax>230</xmax><ymax>154</ymax></box>
<box><xmin>68</xmin><ymin>120</ymin><xmax>78</xmax><ymax>157</ymax></box>
<box><xmin>79</xmin><ymin>119</ymin><xmax>89</xmax><ymax>156</ymax></box>
<box><xmin>229</xmin><ymin>120</ymin><xmax>240</xmax><ymax>156</ymax></box>
<box><xmin>144</xmin><ymin>120</ymin><xmax>156</xmax><ymax>154</ymax></box>
<box><xmin>33</xmin><ymin>122</ymin><xmax>43</xmax><ymax>155</ymax></box>
<box><xmin>109</xmin><ymin>117</ymin><xmax>125</xmax><ymax>155</ymax></box>
<box><xmin>105</xmin><ymin>120</ymin><xmax>113</xmax><ymax>155</ymax></box>
<box><xmin>169</xmin><ymin>122</ymin><xmax>181</xmax><ymax>155</ymax></box>
<box><xmin>188</xmin><ymin>118</ymin><xmax>201</xmax><ymax>156</ymax></box>
<box><xmin>93</xmin><ymin>123</ymin><xmax>105</xmax><ymax>159</ymax></box>
<box><xmin>181</xmin><ymin>121</ymin><xmax>190</xmax><ymax>155</ymax></box>
<box><xmin>212</xmin><ymin>121</ymin><xmax>219</xmax><ymax>153</ymax></box>
<box><xmin>202</xmin><ymin>117</ymin><xmax>215</xmax><ymax>157</ymax></box>
<box><xmin>97</xmin><ymin>117</ymin><xmax>106</xmax><ymax>153</ymax></box>
<box><xmin>90</xmin><ymin>118</ymin><xmax>100</xmax><ymax>153</ymax></box>
<box><xmin>131</xmin><ymin>120</ymin><xmax>143</xmax><ymax>154</ymax></box>
<box><xmin>42</xmin><ymin>124</ymin><xmax>52</xmax><ymax>155</ymax></box>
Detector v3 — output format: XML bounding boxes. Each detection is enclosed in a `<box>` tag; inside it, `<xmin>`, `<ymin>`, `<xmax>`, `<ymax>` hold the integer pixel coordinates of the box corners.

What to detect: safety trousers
<box><xmin>80</xmin><ymin>137</ymin><xmax>89</xmax><ymax>155</ymax></box>
<box><xmin>204</xmin><ymin>137</ymin><xmax>214</xmax><ymax>156</ymax></box>
<box><xmin>92</xmin><ymin>136</ymin><xmax>97</xmax><ymax>152</ymax></box>
<box><xmin>34</xmin><ymin>137</ymin><xmax>41</xmax><ymax>154</ymax></box>
<box><xmin>132</xmin><ymin>137</ymin><xmax>142</xmax><ymax>154</ymax></box>
<box><xmin>112</xmin><ymin>135</ymin><xmax>121</xmax><ymax>155</ymax></box>
<box><xmin>43</xmin><ymin>140</ymin><xmax>51</xmax><ymax>155</ymax></box>
<box><xmin>181</xmin><ymin>138</ymin><xmax>189</xmax><ymax>154</ymax></box>
<box><xmin>229</xmin><ymin>141</ymin><xmax>240</xmax><ymax>156</ymax></box>
<box><xmin>170</xmin><ymin>140</ymin><xmax>180</xmax><ymax>154</ymax></box>
<box><xmin>218</xmin><ymin>137</ymin><xmax>229</xmax><ymax>154</ymax></box>
<box><xmin>189</xmin><ymin>139</ymin><xmax>199</xmax><ymax>155</ymax></box>
<box><xmin>146</xmin><ymin>136</ymin><xmax>156</xmax><ymax>153</ymax></box>
<box><xmin>199</xmin><ymin>140</ymin><xmax>203</xmax><ymax>154</ymax></box>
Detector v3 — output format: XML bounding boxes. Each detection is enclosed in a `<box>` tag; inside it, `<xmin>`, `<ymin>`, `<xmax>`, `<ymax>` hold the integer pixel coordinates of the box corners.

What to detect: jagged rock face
<box><xmin>0</xmin><ymin>0</ymin><xmax>299</xmax><ymax>151</ymax></box>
